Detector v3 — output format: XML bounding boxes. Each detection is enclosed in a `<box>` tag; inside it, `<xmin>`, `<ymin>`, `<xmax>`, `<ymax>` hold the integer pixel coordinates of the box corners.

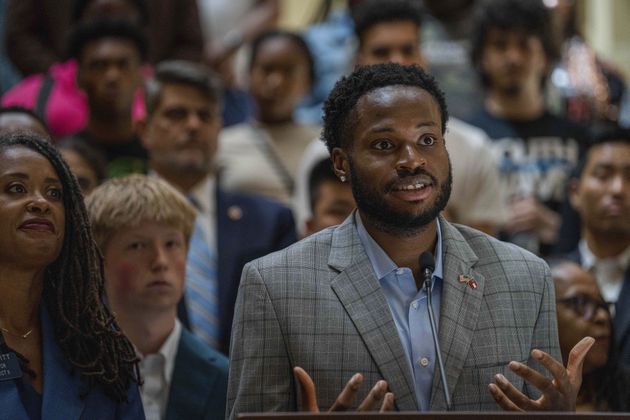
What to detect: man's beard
<box><xmin>349</xmin><ymin>157</ymin><xmax>452</xmax><ymax>237</ymax></box>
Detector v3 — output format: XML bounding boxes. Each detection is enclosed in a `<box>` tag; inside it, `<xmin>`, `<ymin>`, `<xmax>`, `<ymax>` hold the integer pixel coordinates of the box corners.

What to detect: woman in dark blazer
<box><xmin>0</xmin><ymin>132</ymin><xmax>144</xmax><ymax>419</ymax></box>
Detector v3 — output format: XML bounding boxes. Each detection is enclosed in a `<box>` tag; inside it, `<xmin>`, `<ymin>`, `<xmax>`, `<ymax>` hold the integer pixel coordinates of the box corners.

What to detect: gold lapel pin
<box><xmin>227</xmin><ymin>205</ymin><xmax>243</xmax><ymax>221</ymax></box>
<box><xmin>458</xmin><ymin>274</ymin><xmax>477</xmax><ymax>289</ymax></box>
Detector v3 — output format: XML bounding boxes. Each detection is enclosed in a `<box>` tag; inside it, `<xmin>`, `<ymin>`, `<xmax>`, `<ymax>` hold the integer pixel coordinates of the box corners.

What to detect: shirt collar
<box><xmin>137</xmin><ymin>319</ymin><xmax>182</xmax><ymax>387</ymax></box>
<box><xmin>160</xmin><ymin>319</ymin><xmax>182</xmax><ymax>386</ymax></box>
<box><xmin>188</xmin><ymin>175</ymin><xmax>216</xmax><ymax>215</ymax></box>
<box><xmin>354</xmin><ymin>211</ymin><xmax>444</xmax><ymax>281</ymax></box>
<box><xmin>579</xmin><ymin>239</ymin><xmax>630</xmax><ymax>271</ymax></box>
<box><xmin>148</xmin><ymin>170</ymin><xmax>215</xmax><ymax>215</ymax></box>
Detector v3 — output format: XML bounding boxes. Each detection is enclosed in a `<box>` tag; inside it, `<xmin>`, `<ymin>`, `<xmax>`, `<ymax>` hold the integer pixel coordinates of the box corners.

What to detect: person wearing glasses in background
<box><xmin>563</xmin><ymin>128</ymin><xmax>630</xmax><ymax>368</ymax></box>
<box><xmin>550</xmin><ymin>259</ymin><xmax>630</xmax><ymax>411</ymax></box>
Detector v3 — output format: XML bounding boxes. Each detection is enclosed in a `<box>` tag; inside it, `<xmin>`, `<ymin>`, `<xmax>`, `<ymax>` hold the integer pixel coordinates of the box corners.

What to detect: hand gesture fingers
<box><xmin>488</xmin><ymin>381</ymin><xmax>525</xmax><ymax>412</ymax></box>
<box><xmin>566</xmin><ymin>337</ymin><xmax>596</xmax><ymax>389</ymax></box>
<box><xmin>293</xmin><ymin>367</ymin><xmax>320</xmax><ymax>412</ymax></box>
<box><xmin>380</xmin><ymin>392</ymin><xmax>395</xmax><ymax>412</ymax></box>
<box><xmin>356</xmin><ymin>380</ymin><xmax>388</xmax><ymax>411</ymax></box>
<box><xmin>293</xmin><ymin>366</ymin><xmax>394</xmax><ymax>412</ymax></box>
<box><xmin>329</xmin><ymin>373</ymin><xmax>364</xmax><ymax>411</ymax></box>
<box><xmin>488</xmin><ymin>336</ymin><xmax>596</xmax><ymax>411</ymax></box>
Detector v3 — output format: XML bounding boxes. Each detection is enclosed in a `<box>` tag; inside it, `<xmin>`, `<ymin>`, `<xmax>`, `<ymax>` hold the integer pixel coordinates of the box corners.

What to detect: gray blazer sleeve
<box><xmin>523</xmin><ymin>261</ymin><xmax>561</xmax><ymax>399</ymax></box>
<box><xmin>226</xmin><ymin>262</ymin><xmax>296</xmax><ymax>419</ymax></box>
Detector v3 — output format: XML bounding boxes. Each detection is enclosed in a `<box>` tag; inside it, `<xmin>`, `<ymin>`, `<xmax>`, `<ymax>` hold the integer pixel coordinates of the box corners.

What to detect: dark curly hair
<box><xmin>351</xmin><ymin>0</ymin><xmax>423</xmax><ymax>46</ymax></box>
<box><xmin>322</xmin><ymin>63</ymin><xmax>448</xmax><ymax>153</ymax></box>
<box><xmin>0</xmin><ymin>132</ymin><xmax>140</xmax><ymax>402</ymax></box>
<box><xmin>249</xmin><ymin>29</ymin><xmax>316</xmax><ymax>87</ymax></box>
<box><xmin>67</xmin><ymin>18</ymin><xmax>148</xmax><ymax>62</ymax></box>
<box><xmin>470</xmin><ymin>0</ymin><xmax>558</xmax><ymax>87</ymax></box>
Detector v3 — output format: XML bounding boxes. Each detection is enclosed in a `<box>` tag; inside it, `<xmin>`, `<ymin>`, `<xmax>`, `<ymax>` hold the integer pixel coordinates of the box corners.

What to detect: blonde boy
<box><xmin>86</xmin><ymin>174</ymin><xmax>228</xmax><ymax>420</ymax></box>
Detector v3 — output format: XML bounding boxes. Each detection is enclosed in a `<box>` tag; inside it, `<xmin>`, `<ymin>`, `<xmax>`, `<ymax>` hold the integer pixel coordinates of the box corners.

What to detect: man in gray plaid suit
<box><xmin>227</xmin><ymin>64</ymin><xmax>593</xmax><ymax>417</ymax></box>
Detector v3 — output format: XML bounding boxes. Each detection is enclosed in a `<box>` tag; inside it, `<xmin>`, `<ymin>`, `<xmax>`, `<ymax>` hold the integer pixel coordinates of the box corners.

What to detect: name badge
<box><xmin>0</xmin><ymin>352</ymin><xmax>23</xmax><ymax>381</ymax></box>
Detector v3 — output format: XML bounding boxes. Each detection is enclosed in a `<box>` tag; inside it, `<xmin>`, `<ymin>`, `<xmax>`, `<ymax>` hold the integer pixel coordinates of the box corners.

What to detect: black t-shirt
<box><xmin>468</xmin><ymin>109</ymin><xmax>587</xmax><ymax>212</ymax></box>
<box><xmin>78</xmin><ymin>131</ymin><xmax>148</xmax><ymax>178</ymax></box>
<box><xmin>467</xmin><ymin>109</ymin><xmax>588</xmax><ymax>255</ymax></box>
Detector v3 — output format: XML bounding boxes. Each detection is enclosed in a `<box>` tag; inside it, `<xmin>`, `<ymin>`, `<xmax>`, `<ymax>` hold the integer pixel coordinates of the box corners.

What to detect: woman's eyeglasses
<box><xmin>557</xmin><ymin>294</ymin><xmax>610</xmax><ymax>321</ymax></box>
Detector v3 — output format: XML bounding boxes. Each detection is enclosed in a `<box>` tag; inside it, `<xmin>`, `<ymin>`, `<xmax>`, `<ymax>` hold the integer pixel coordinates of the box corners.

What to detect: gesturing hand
<box><xmin>488</xmin><ymin>336</ymin><xmax>595</xmax><ymax>411</ymax></box>
<box><xmin>293</xmin><ymin>366</ymin><xmax>394</xmax><ymax>412</ymax></box>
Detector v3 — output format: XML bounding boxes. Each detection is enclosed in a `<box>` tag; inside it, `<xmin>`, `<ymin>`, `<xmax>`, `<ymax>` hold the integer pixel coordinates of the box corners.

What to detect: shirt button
<box><xmin>396</xmin><ymin>268</ymin><xmax>404</xmax><ymax>275</ymax></box>
<box><xmin>419</xmin><ymin>357</ymin><xmax>429</xmax><ymax>367</ymax></box>
<box><xmin>411</xmin><ymin>301</ymin><xmax>418</xmax><ymax>310</ymax></box>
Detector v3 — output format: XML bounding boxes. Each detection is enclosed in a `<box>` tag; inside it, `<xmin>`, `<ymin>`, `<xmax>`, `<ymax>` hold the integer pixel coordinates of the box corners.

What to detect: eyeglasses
<box><xmin>557</xmin><ymin>294</ymin><xmax>610</xmax><ymax>321</ymax></box>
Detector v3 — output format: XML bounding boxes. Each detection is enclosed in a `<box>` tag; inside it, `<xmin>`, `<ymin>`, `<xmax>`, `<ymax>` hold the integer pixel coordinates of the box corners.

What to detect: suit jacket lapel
<box><xmin>0</xmin><ymin>373</ymin><xmax>29</xmax><ymax>420</ymax></box>
<box><xmin>614</xmin><ymin>268</ymin><xmax>630</xmax><ymax>350</ymax></box>
<box><xmin>41</xmin><ymin>307</ymin><xmax>86</xmax><ymax>420</ymax></box>
<box><xmin>166</xmin><ymin>329</ymin><xmax>223</xmax><ymax>420</ymax></box>
<box><xmin>328</xmin><ymin>218</ymin><xmax>418</xmax><ymax>411</ymax></box>
<box><xmin>429</xmin><ymin>218</ymin><xmax>485</xmax><ymax>410</ymax></box>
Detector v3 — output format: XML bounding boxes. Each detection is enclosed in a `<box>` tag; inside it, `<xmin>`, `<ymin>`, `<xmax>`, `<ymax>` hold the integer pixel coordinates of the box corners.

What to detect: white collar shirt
<box><xmin>138</xmin><ymin>320</ymin><xmax>182</xmax><ymax>420</ymax></box>
<box><xmin>579</xmin><ymin>239</ymin><xmax>630</xmax><ymax>305</ymax></box>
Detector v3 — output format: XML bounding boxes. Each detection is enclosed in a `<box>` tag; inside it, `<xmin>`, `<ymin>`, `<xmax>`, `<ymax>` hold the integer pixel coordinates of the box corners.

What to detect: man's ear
<box><xmin>568</xmin><ymin>178</ymin><xmax>581</xmax><ymax>212</ymax></box>
<box><xmin>331</xmin><ymin>147</ymin><xmax>350</xmax><ymax>183</ymax></box>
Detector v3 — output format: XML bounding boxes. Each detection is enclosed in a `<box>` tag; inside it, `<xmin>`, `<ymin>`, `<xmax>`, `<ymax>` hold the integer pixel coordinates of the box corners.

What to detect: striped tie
<box><xmin>185</xmin><ymin>220</ymin><xmax>220</xmax><ymax>348</ymax></box>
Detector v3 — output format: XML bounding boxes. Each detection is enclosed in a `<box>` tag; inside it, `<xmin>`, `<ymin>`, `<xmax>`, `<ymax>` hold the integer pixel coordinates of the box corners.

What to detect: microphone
<box><xmin>419</xmin><ymin>251</ymin><xmax>451</xmax><ymax>410</ymax></box>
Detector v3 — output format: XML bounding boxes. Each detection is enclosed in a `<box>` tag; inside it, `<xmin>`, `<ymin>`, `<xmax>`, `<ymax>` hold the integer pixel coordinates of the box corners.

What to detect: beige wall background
<box><xmin>582</xmin><ymin>0</ymin><xmax>630</xmax><ymax>78</ymax></box>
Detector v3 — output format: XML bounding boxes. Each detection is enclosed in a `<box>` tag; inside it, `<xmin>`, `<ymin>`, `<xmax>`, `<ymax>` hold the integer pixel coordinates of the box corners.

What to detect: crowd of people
<box><xmin>0</xmin><ymin>0</ymin><xmax>628</xmax><ymax>419</ymax></box>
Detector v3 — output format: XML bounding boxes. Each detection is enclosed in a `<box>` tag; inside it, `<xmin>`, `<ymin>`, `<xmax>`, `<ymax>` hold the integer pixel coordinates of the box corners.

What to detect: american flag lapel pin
<box><xmin>458</xmin><ymin>274</ymin><xmax>477</xmax><ymax>289</ymax></box>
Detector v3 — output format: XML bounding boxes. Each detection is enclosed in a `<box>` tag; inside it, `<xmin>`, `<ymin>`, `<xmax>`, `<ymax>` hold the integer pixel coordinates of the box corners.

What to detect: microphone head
<box><xmin>419</xmin><ymin>251</ymin><xmax>435</xmax><ymax>272</ymax></box>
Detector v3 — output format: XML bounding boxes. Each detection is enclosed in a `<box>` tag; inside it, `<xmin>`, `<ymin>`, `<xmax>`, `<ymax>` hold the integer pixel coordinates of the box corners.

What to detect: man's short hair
<box><xmin>0</xmin><ymin>105</ymin><xmax>50</xmax><ymax>135</ymax></box>
<box><xmin>67</xmin><ymin>18</ymin><xmax>148</xmax><ymax>61</ymax></box>
<box><xmin>322</xmin><ymin>63</ymin><xmax>448</xmax><ymax>153</ymax></box>
<box><xmin>470</xmin><ymin>0</ymin><xmax>557</xmax><ymax>86</ymax></box>
<box><xmin>308</xmin><ymin>158</ymin><xmax>340</xmax><ymax>213</ymax></box>
<box><xmin>572</xmin><ymin>125</ymin><xmax>630</xmax><ymax>180</ymax></box>
<box><xmin>144</xmin><ymin>60</ymin><xmax>223</xmax><ymax>116</ymax></box>
<box><xmin>351</xmin><ymin>0</ymin><xmax>423</xmax><ymax>46</ymax></box>
<box><xmin>86</xmin><ymin>174</ymin><xmax>196</xmax><ymax>250</ymax></box>
<box><xmin>249</xmin><ymin>30</ymin><xmax>316</xmax><ymax>86</ymax></box>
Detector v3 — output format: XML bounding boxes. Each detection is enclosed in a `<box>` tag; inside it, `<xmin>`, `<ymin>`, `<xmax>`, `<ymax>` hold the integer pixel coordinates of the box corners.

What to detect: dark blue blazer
<box><xmin>563</xmin><ymin>248</ymin><xmax>630</xmax><ymax>368</ymax></box>
<box><xmin>179</xmin><ymin>187</ymin><xmax>298</xmax><ymax>354</ymax></box>
<box><xmin>0</xmin><ymin>308</ymin><xmax>144</xmax><ymax>420</ymax></box>
<box><xmin>165</xmin><ymin>328</ymin><xmax>228</xmax><ymax>420</ymax></box>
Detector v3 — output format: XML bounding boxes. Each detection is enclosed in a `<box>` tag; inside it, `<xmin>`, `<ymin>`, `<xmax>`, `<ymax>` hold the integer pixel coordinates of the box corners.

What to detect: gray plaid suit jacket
<box><xmin>227</xmin><ymin>215</ymin><xmax>561</xmax><ymax>417</ymax></box>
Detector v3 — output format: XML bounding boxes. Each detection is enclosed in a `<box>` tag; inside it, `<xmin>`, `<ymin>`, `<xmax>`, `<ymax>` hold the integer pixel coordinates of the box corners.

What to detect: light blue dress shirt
<box><xmin>355</xmin><ymin>213</ymin><xmax>444</xmax><ymax>411</ymax></box>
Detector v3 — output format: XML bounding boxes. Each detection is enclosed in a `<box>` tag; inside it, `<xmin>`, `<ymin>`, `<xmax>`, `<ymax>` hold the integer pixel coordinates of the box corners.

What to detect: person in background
<box><xmin>420</xmin><ymin>0</ymin><xmax>483</xmax><ymax>121</ymax></box>
<box><xmin>0</xmin><ymin>132</ymin><xmax>144</xmax><ymax>419</ymax></box>
<box><xmin>550</xmin><ymin>259</ymin><xmax>630</xmax><ymax>411</ymax></box>
<box><xmin>563</xmin><ymin>128</ymin><xmax>630</xmax><ymax>368</ymax></box>
<box><xmin>4</xmin><ymin>0</ymin><xmax>202</xmax><ymax>77</ymax></box>
<box><xmin>69</xmin><ymin>19</ymin><xmax>148</xmax><ymax>177</ymax></box>
<box><xmin>546</xmin><ymin>0</ymin><xmax>629</xmax><ymax>128</ymax></box>
<box><xmin>1</xmin><ymin>0</ymin><xmax>169</xmax><ymax>138</ymax></box>
<box><xmin>86</xmin><ymin>174</ymin><xmax>228</xmax><ymax>420</ymax></box>
<box><xmin>295</xmin><ymin>0</ymin><xmax>507</xmax><ymax>236</ymax></box>
<box><xmin>198</xmin><ymin>0</ymin><xmax>279</xmax><ymax>127</ymax></box>
<box><xmin>467</xmin><ymin>0</ymin><xmax>585</xmax><ymax>256</ymax></box>
<box><xmin>57</xmin><ymin>136</ymin><xmax>107</xmax><ymax>196</ymax></box>
<box><xmin>0</xmin><ymin>105</ymin><xmax>50</xmax><ymax>138</ymax></box>
<box><xmin>218</xmin><ymin>30</ymin><xmax>319</xmax><ymax>206</ymax></box>
<box><xmin>138</xmin><ymin>59</ymin><xmax>297</xmax><ymax>353</ymax></box>
<box><xmin>304</xmin><ymin>157</ymin><xmax>355</xmax><ymax>237</ymax></box>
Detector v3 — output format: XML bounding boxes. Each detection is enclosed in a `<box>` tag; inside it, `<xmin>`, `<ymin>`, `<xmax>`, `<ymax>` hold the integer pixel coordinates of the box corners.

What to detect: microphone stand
<box><xmin>423</xmin><ymin>263</ymin><xmax>452</xmax><ymax>410</ymax></box>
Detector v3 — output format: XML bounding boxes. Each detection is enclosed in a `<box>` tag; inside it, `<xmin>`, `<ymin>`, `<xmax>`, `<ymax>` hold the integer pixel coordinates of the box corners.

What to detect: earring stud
<box><xmin>340</xmin><ymin>175</ymin><xmax>346</xmax><ymax>182</ymax></box>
